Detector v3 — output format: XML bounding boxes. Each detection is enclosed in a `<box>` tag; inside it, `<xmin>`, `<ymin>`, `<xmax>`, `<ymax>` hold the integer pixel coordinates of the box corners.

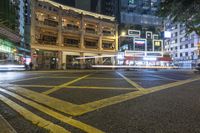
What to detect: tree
<box><xmin>157</xmin><ymin>0</ymin><xmax>200</xmax><ymax>35</ymax></box>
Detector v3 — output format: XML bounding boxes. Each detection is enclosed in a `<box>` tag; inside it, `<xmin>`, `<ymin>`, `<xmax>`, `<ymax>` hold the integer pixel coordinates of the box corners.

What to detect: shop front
<box><xmin>32</xmin><ymin>49</ymin><xmax>59</xmax><ymax>70</ymax></box>
<box><xmin>0</xmin><ymin>39</ymin><xmax>16</xmax><ymax>64</ymax></box>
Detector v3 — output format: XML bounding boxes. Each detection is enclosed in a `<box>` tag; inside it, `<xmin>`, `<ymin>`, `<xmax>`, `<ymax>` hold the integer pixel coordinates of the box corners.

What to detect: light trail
<box><xmin>91</xmin><ymin>65</ymin><xmax>177</xmax><ymax>69</ymax></box>
<box><xmin>76</xmin><ymin>55</ymin><xmax>117</xmax><ymax>60</ymax></box>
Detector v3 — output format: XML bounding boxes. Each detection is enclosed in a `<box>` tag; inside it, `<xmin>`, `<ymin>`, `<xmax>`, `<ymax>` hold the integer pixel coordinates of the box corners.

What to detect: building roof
<box><xmin>38</xmin><ymin>0</ymin><xmax>115</xmax><ymax>21</ymax></box>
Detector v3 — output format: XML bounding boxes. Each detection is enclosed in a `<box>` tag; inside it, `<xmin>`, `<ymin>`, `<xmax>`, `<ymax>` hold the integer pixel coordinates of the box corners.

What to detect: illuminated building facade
<box><xmin>118</xmin><ymin>30</ymin><xmax>171</xmax><ymax>66</ymax></box>
<box><xmin>31</xmin><ymin>0</ymin><xmax>118</xmax><ymax>69</ymax></box>
<box><xmin>164</xmin><ymin>22</ymin><xmax>200</xmax><ymax>68</ymax></box>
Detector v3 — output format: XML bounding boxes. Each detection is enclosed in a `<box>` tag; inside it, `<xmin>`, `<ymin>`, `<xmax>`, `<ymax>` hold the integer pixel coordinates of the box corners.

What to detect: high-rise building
<box><xmin>53</xmin><ymin>0</ymin><xmax>118</xmax><ymax>17</ymax></box>
<box><xmin>164</xmin><ymin>22</ymin><xmax>200</xmax><ymax>68</ymax></box>
<box><xmin>117</xmin><ymin>0</ymin><xmax>171</xmax><ymax>66</ymax></box>
<box><xmin>119</xmin><ymin>0</ymin><xmax>162</xmax><ymax>33</ymax></box>
<box><xmin>0</xmin><ymin>0</ymin><xmax>30</xmax><ymax>66</ymax></box>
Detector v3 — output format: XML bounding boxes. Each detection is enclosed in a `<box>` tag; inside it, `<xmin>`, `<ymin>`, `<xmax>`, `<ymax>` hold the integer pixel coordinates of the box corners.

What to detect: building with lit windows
<box><xmin>118</xmin><ymin>30</ymin><xmax>171</xmax><ymax>66</ymax></box>
<box><xmin>0</xmin><ymin>0</ymin><xmax>30</xmax><ymax>67</ymax></box>
<box><xmin>164</xmin><ymin>22</ymin><xmax>200</xmax><ymax>68</ymax></box>
<box><xmin>116</xmin><ymin>0</ymin><xmax>171</xmax><ymax>66</ymax></box>
<box><xmin>31</xmin><ymin>0</ymin><xmax>118</xmax><ymax>70</ymax></box>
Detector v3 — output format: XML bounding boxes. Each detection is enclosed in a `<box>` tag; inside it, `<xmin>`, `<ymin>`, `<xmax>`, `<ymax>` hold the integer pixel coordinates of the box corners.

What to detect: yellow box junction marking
<box><xmin>15</xmin><ymin>85</ymin><xmax>135</xmax><ymax>90</ymax></box>
<box><xmin>0</xmin><ymin>94</ymin><xmax>70</xmax><ymax>133</ymax></box>
<box><xmin>15</xmin><ymin>85</ymin><xmax>55</xmax><ymax>88</ymax></box>
<box><xmin>6</xmin><ymin>86</ymin><xmax>85</xmax><ymax>116</ymax></box>
<box><xmin>43</xmin><ymin>74</ymin><xmax>92</xmax><ymax>95</ymax></box>
<box><xmin>7</xmin><ymin>76</ymin><xmax>200</xmax><ymax>117</ymax></box>
<box><xmin>0</xmin><ymin>88</ymin><xmax>104</xmax><ymax>133</ymax></box>
<box><xmin>116</xmin><ymin>72</ymin><xmax>145</xmax><ymax>91</ymax></box>
<box><xmin>77</xmin><ymin>77</ymin><xmax>200</xmax><ymax>115</ymax></box>
<box><xmin>65</xmin><ymin>86</ymin><xmax>136</xmax><ymax>90</ymax></box>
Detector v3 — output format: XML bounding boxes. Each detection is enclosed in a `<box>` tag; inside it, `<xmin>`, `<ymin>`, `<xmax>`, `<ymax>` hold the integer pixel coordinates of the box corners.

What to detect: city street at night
<box><xmin>0</xmin><ymin>69</ymin><xmax>200</xmax><ymax>133</ymax></box>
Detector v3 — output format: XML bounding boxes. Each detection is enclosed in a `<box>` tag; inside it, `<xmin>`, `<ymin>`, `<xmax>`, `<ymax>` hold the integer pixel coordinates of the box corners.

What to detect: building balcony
<box><xmin>102</xmin><ymin>31</ymin><xmax>115</xmax><ymax>37</ymax></box>
<box><xmin>62</xmin><ymin>26</ymin><xmax>81</xmax><ymax>34</ymax></box>
<box><xmin>63</xmin><ymin>43</ymin><xmax>80</xmax><ymax>48</ymax></box>
<box><xmin>36</xmin><ymin>39</ymin><xmax>57</xmax><ymax>45</ymax></box>
<box><xmin>84</xmin><ymin>41</ymin><xmax>98</xmax><ymax>49</ymax></box>
<box><xmin>36</xmin><ymin>20</ymin><xmax>58</xmax><ymax>29</ymax></box>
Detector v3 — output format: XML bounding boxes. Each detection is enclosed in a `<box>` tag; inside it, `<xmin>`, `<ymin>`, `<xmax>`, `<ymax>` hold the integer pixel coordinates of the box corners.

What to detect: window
<box><xmin>175</xmin><ymin>46</ymin><xmax>177</xmax><ymax>50</ymax></box>
<box><xmin>44</xmin><ymin>19</ymin><xmax>58</xmax><ymax>27</ymax></box>
<box><xmin>185</xmin><ymin>44</ymin><xmax>188</xmax><ymax>48</ymax></box>
<box><xmin>85</xmin><ymin>41</ymin><xmax>97</xmax><ymax>48</ymax></box>
<box><xmin>64</xmin><ymin>38</ymin><xmax>79</xmax><ymax>47</ymax></box>
<box><xmin>41</xmin><ymin>35</ymin><xmax>57</xmax><ymax>44</ymax></box>
<box><xmin>128</xmin><ymin>0</ymin><xmax>135</xmax><ymax>5</ymax></box>
<box><xmin>102</xmin><ymin>42</ymin><xmax>113</xmax><ymax>49</ymax></box>
<box><xmin>185</xmin><ymin>52</ymin><xmax>188</xmax><ymax>56</ymax></box>
<box><xmin>85</xmin><ymin>27</ymin><xmax>96</xmax><ymax>34</ymax></box>
<box><xmin>53</xmin><ymin>8</ymin><xmax>58</xmax><ymax>12</ymax></box>
<box><xmin>171</xmin><ymin>39</ymin><xmax>177</xmax><ymax>44</ymax></box>
<box><xmin>38</xmin><ymin>4</ymin><xmax>42</xmax><ymax>7</ymax></box>
<box><xmin>191</xmin><ymin>43</ymin><xmax>194</xmax><ymax>48</ymax></box>
<box><xmin>66</xmin><ymin>24</ymin><xmax>79</xmax><ymax>30</ymax></box>
<box><xmin>102</xmin><ymin>30</ymin><xmax>112</xmax><ymax>35</ymax></box>
<box><xmin>180</xmin><ymin>53</ymin><xmax>183</xmax><ymax>57</ymax></box>
<box><xmin>180</xmin><ymin>45</ymin><xmax>182</xmax><ymax>49</ymax></box>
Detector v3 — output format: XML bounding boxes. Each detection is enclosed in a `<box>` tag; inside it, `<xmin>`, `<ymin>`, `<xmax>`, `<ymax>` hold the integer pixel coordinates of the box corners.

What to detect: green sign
<box><xmin>0</xmin><ymin>39</ymin><xmax>13</xmax><ymax>53</ymax></box>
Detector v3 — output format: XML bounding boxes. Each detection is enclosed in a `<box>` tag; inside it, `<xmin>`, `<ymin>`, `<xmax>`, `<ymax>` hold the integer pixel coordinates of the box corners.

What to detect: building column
<box><xmin>98</xmin><ymin>22</ymin><xmax>103</xmax><ymax>51</ymax></box>
<box><xmin>80</xmin><ymin>52</ymin><xmax>85</xmax><ymax>69</ymax></box>
<box><xmin>98</xmin><ymin>54</ymin><xmax>103</xmax><ymax>65</ymax></box>
<box><xmin>58</xmin><ymin>51</ymin><xmax>63</xmax><ymax>69</ymax></box>
<box><xmin>80</xmin><ymin>15</ymin><xmax>85</xmax><ymax>49</ymax></box>
<box><xmin>115</xmin><ymin>24</ymin><xmax>119</xmax><ymax>52</ymax></box>
<box><xmin>58</xmin><ymin>7</ymin><xmax>63</xmax><ymax>47</ymax></box>
<box><xmin>57</xmin><ymin>7</ymin><xmax>63</xmax><ymax>69</ymax></box>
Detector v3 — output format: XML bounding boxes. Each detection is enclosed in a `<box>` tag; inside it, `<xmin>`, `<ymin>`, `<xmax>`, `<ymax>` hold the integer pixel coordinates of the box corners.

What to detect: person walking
<box><xmin>29</xmin><ymin>62</ymin><xmax>33</xmax><ymax>71</ymax></box>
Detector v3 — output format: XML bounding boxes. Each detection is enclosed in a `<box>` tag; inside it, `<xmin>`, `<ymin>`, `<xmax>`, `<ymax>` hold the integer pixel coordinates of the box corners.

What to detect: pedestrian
<box><xmin>29</xmin><ymin>62</ymin><xmax>33</xmax><ymax>71</ymax></box>
<box><xmin>24</xmin><ymin>63</ymin><xmax>28</xmax><ymax>71</ymax></box>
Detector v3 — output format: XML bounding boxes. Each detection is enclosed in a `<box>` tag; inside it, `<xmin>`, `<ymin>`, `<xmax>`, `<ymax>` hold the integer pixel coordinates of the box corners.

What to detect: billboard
<box><xmin>134</xmin><ymin>38</ymin><xmax>146</xmax><ymax>51</ymax></box>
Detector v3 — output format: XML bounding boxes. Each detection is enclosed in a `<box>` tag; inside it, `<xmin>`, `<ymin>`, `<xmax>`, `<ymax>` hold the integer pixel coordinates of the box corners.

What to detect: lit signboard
<box><xmin>0</xmin><ymin>39</ymin><xmax>13</xmax><ymax>53</ymax></box>
<box><xmin>125</xmin><ymin>51</ymin><xmax>145</xmax><ymax>57</ymax></box>
<box><xmin>0</xmin><ymin>44</ymin><xmax>12</xmax><ymax>53</ymax></box>
<box><xmin>154</xmin><ymin>41</ymin><xmax>161</xmax><ymax>46</ymax></box>
<box><xmin>146</xmin><ymin>31</ymin><xmax>152</xmax><ymax>39</ymax></box>
<box><xmin>135</xmin><ymin>39</ymin><xmax>146</xmax><ymax>45</ymax></box>
<box><xmin>143</xmin><ymin>57</ymin><xmax>157</xmax><ymax>61</ymax></box>
<box><xmin>146</xmin><ymin>52</ymin><xmax>162</xmax><ymax>57</ymax></box>
<box><xmin>128</xmin><ymin>30</ymin><xmax>140</xmax><ymax>37</ymax></box>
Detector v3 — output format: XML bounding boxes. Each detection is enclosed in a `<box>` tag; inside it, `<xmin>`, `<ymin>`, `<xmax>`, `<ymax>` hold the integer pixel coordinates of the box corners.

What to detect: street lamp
<box><xmin>121</xmin><ymin>31</ymin><xmax>126</xmax><ymax>36</ymax></box>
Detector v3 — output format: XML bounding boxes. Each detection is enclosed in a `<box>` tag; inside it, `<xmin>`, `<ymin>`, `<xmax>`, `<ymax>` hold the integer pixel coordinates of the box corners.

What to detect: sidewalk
<box><xmin>0</xmin><ymin>114</ymin><xmax>16</xmax><ymax>133</ymax></box>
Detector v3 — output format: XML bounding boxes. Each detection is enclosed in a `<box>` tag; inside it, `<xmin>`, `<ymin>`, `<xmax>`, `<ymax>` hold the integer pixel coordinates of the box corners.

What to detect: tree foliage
<box><xmin>157</xmin><ymin>0</ymin><xmax>200</xmax><ymax>35</ymax></box>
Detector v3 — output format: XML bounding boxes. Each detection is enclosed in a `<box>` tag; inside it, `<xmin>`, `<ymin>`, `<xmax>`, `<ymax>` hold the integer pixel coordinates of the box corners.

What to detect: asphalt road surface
<box><xmin>0</xmin><ymin>69</ymin><xmax>200</xmax><ymax>133</ymax></box>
